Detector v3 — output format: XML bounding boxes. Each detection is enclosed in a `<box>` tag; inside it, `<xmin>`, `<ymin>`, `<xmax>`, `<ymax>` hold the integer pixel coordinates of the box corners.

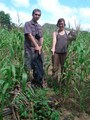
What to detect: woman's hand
<box><xmin>51</xmin><ymin>48</ymin><xmax>55</xmax><ymax>55</ymax></box>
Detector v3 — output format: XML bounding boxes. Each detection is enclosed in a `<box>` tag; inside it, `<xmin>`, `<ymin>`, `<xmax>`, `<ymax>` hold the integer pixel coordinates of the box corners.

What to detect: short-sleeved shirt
<box><xmin>24</xmin><ymin>19</ymin><xmax>43</xmax><ymax>51</ymax></box>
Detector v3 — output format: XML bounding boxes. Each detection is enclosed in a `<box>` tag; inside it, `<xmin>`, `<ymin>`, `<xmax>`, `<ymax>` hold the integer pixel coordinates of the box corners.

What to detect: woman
<box><xmin>51</xmin><ymin>18</ymin><xmax>68</xmax><ymax>86</ymax></box>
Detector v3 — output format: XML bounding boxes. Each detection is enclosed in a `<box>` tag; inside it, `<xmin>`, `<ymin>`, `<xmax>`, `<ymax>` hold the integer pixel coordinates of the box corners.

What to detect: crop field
<box><xmin>0</xmin><ymin>27</ymin><xmax>90</xmax><ymax>120</ymax></box>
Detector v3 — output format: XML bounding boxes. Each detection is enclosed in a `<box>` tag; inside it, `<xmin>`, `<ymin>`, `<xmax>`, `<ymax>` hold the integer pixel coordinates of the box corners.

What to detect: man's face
<box><xmin>33</xmin><ymin>11</ymin><xmax>41</xmax><ymax>21</ymax></box>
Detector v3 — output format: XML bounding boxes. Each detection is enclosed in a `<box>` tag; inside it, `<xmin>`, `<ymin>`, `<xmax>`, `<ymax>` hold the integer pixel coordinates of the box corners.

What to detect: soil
<box><xmin>3</xmin><ymin>96</ymin><xmax>90</xmax><ymax>120</ymax></box>
<box><xmin>46</xmin><ymin>89</ymin><xmax>90</xmax><ymax>120</ymax></box>
<box><xmin>3</xmin><ymin>80</ymin><xmax>90</xmax><ymax>120</ymax></box>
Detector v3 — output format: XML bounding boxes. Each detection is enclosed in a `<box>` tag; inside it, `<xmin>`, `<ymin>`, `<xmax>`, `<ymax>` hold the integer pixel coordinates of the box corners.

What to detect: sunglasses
<box><xmin>34</xmin><ymin>14</ymin><xmax>41</xmax><ymax>16</ymax></box>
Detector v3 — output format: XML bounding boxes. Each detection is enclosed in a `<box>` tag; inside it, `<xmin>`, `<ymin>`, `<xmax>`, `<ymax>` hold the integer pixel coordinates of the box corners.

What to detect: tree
<box><xmin>0</xmin><ymin>11</ymin><xmax>11</xmax><ymax>28</ymax></box>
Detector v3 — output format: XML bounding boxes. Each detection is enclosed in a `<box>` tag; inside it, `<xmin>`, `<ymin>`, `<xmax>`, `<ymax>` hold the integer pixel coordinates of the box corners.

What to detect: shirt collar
<box><xmin>31</xmin><ymin>19</ymin><xmax>38</xmax><ymax>25</ymax></box>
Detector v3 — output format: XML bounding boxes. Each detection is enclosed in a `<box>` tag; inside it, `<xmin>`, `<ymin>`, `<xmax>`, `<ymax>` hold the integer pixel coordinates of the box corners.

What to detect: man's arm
<box><xmin>24</xmin><ymin>22</ymin><xmax>40</xmax><ymax>51</ymax></box>
<box><xmin>28</xmin><ymin>33</ymin><xmax>40</xmax><ymax>51</ymax></box>
<box><xmin>40</xmin><ymin>37</ymin><xmax>43</xmax><ymax>47</ymax></box>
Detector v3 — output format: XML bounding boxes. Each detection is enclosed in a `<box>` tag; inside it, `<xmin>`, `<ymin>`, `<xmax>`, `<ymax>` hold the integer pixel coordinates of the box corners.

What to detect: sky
<box><xmin>0</xmin><ymin>0</ymin><xmax>90</xmax><ymax>31</ymax></box>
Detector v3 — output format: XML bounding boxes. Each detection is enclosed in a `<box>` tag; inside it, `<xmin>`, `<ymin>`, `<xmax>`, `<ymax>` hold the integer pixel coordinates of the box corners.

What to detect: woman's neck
<box><xmin>58</xmin><ymin>29</ymin><xmax>65</xmax><ymax>35</ymax></box>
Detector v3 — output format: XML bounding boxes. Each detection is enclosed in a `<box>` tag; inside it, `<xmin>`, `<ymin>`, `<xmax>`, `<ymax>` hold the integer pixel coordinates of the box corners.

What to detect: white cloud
<box><xmin>37</xmin><ymin>0</ymin><xmax>90</xmax><ymax>31</ymax></box>
<box><xmin>37</xmin><ymin>0</ymin><xmax>74</xmax><ymax>15</ymax></box>
<box><xmin>81</xmin><ymin>23</ymin><xmax>90</xmax><ymax>31</ymax></box>
<box><xmin>0</xmin><ymin>2</ymin><xmax>10</xmax><ymax>12</ymax></box>
<box><xmin>0</xmin><ymin>2</ymin><xmax>31</xmax><ymax>26</ymax></box>
<box><xmin>11</xmin><ymin>0</ymin><xmax>30</xmax><ymax>7</ymax></box>
<box><xmin>15</xmin><ymin>12</ymin><xmax>31</xmax><ymax>26</ymax></box>
<box><xmin>37</xmin><ymin>0</ymin><xmax>78</xmax><ymax>28</ymax></box>
<box><xmin>79</xmin><ymin>8</ymin><xmax>90</xmax><ymax>17</ymax></box>
<box><xmin>10</xmin><ymin>10</ymin><xmax>31</xmax><ymax>26</ymax></box>
<box><xmin>37</xmin><ymin>0</ymin><xmax>60</xmax><ymax>13</ymax></box>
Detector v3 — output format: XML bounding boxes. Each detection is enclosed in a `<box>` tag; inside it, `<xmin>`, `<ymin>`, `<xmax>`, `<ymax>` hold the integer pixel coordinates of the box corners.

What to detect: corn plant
<box><xmin>64</xmin><ymin>31</ymin><xmax>90</xmax><ymax>110</ymax></box>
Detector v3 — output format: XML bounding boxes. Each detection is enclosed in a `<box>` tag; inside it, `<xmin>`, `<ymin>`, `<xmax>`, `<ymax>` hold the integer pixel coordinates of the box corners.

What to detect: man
<box><xmin>24</xmin><ymin>9</ymin><xmax>44</xmax><ymax>88</ymax></box>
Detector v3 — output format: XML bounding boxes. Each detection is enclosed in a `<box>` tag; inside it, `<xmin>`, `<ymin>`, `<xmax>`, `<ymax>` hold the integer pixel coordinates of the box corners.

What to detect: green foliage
<box><xmin>0</xmin><ymin>27</ymin><xmax>60</xmax><ymax>119</ymax></box>
<box><xmin>0</xmin><ymin>26</ymin><xmax>90</xmax><ymax>119</ymax></box>
<box><xmin>0</xmin><ymin>28</ymin><xmax>24</xmax><ymax>119</ymax></box>
<box><xmin>42</xmin><ymin>23</ymin><xmax>57</xmax><ymax>36</ymax></box>
<box><xmin>12</xmin><ymin>88</ymin><xmax>60</xmax><ymax>120</ymax></box>
<box><xmin>0</xmin><ymin>11</ymin><xmax>11</xmax><ymax>28</ymax></box>
<box><xmin>63</xmin><ymin>31</ymin><xmax>90</xmax><ymax>110</ymax></box>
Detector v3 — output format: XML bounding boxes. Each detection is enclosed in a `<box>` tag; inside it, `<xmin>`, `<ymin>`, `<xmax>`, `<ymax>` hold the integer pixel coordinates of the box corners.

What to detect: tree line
<box><xmin>0</xmin><ymin>11</ymin><xmax>16</xmax><ymax>29</ymax></box>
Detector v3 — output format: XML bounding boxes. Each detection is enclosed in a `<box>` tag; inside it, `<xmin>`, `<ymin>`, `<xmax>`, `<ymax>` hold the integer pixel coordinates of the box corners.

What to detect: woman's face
<box><xmin>58</xmin><ymin>21</ymin><xmax>65</xmax><ymax>31</ymax></box>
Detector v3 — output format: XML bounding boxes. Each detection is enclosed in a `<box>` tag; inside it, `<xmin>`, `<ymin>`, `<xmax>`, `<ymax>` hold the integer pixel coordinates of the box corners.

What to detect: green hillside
<box><xmin>42</xmin><ymin>23</ymin><xmax>57</xmax><ymax>35</ymax></box>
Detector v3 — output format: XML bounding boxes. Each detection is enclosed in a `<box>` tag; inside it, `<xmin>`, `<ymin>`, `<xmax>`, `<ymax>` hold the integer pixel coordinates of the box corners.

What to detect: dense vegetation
<box><xmin>0</xmin><ymin>11</ymin><xmax>90</xmax><ymax>119</ymax></box>
<box><xmin>0</xmin><ymin>11</ymin><xmax>11</xmax><ymax>28</ymax></box>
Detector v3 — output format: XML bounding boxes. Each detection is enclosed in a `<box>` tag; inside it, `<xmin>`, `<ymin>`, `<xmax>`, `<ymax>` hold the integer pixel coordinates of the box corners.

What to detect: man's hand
<box><xmin>35</xmin><ymin>45</ymin><xmax>42</xmax><ymax>54</ymax></box>
<box><xmin>28</xmin><ymin>34</ymin><xmax>43</xmax><ymax>54</ymax></box>
<box><xmin>39</xmin><ymin>46</ymin><xmax>42</xmax><ymax>54</ymax></box>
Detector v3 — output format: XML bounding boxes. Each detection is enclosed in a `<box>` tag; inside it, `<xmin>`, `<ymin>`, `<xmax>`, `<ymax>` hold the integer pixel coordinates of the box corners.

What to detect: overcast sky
<box><xmin>0</xmin><ymin>0</ymin><xmax>90</xmax><ymax>31</ymax></box>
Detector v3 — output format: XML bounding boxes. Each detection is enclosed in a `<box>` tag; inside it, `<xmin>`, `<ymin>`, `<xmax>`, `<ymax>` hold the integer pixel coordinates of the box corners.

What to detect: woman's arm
<box><xmin>51</xmin><ymin>32</ymin><xmax>57</xmax><ymax>55</ymax></box>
